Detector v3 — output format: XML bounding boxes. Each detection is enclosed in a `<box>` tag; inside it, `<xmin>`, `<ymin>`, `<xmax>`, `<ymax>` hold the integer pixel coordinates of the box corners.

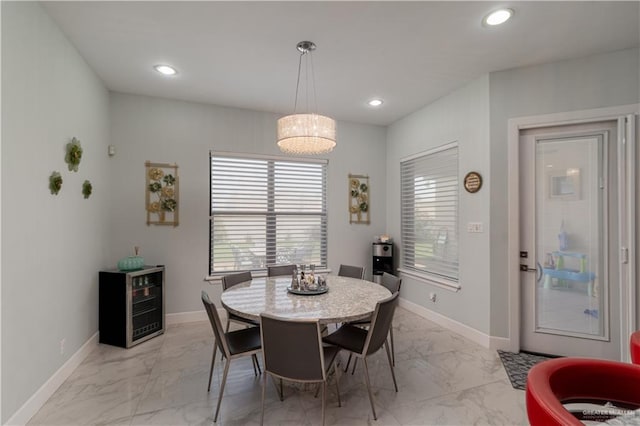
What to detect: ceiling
<box><xmin>42</xmin><ymin>1</ymin><xmax>639</xmax><ymax>126</ymax></box>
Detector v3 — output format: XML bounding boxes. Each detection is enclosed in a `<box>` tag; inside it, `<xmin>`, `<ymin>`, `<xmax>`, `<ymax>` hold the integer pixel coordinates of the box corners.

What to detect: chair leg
<box><xmin>251</xmin><ymin>354</ymin><xmax>259</xmax><ymax>376</ymax></box>
<box><xmin>222</xmin><ymin>319</ymin><xmax>231</xmax><ymax>361</ymax></box>
<box><xmin>214</xmin><ymin>359</ymin><xmax>231</xmax><ymax>422</ymax></box>
<box><xmin>321</xmin><ymin>381</ymin><xmax>326</xmax><ymax>426</ymax></box>
<box><xmin>351</xmin><ymin>357</ymin><xmax>358</xmax><ymax>375</ymax></box>
<box><xmin>333</xmin><ymin>364</ymin><xmax>342</xmax><ymax>407</ymax></box>
<box><xmin>344</xmin><ymin>353</ymin><xmax>352</xmax><ymax>372</ymax></box>
<box><xmin>279</xmin><ymin>378</ymin><xmax>284</xmax><ymax>401</ymax></box>
<box><xmin>390</xmin><ymin>326</ymin><xmax>395</xmax><ymax>366</ymax></box>
<box><xmin>384</xmin><ymin>340</ymin><xmax>398</xmax><ymax>392</ymax></box>
<box><xmin>314</xmin><ymin>383</ymin><xmax>321</xmax><ymax>398</ymax></box>
<box><xmin>208</xmin><ymin>344</ymin><xmax>218</xmax><ymax>392</ymax></box>
<box><xmin>260</xmin><ymin>372</ymin><xmax>267</xmax><ymax>425</ymax></box>
<box><xmin>253</xmin><ymin>354</ymin><xmax>262</xmax><ymax>374</ymax></box>
<box><xmin>362</xmin><ymin>357</ymin><xmax>377</xmax><ymax>420</ymax></box>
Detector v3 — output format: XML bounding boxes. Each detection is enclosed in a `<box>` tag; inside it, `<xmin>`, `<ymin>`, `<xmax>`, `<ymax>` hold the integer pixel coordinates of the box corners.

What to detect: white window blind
<box><xmin>210</xmin><ymin>152</ymin><xmax>327</xmax><ymax>275</ymax></box>
<box><xmin>400</xmin><ymin>144</ymin><xmax>459</xmax><ymax>283</ymax></box>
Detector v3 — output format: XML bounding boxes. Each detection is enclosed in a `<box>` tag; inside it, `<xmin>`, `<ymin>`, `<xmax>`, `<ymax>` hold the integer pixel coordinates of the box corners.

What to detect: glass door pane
<box><xmin>535</xmin><ymin>135</ymin><xmax>606</xmax><ymax>339</ymax></box>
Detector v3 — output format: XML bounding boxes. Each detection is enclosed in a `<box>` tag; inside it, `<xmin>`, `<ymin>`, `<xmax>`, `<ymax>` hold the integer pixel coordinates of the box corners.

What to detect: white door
<box><xmin>519</xmin><ymin>120</ymin><xmax>621</xmax><ymax>359</ymax></box>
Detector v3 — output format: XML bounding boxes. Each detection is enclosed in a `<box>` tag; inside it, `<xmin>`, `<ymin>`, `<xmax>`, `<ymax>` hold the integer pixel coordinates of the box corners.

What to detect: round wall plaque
<box><xmin>464</xmin><ymin>171</ymin><xmax>483</xmax><ymax>193</ymax></box>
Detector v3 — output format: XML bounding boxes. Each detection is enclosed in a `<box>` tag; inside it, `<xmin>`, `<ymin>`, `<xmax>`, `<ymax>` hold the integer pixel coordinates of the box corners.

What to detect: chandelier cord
<box><xmin>293</xmin><ymin>48</ymin><xmax>318</xmax><ymax>115</ymax></box>
<box><xmin>293</xmin><ymin>50</ymin><xmax>304</xmax><ymax>113</ymax></box>
<box><xmin>310</xmin><ymin>51</ymin><xmax>318</xmax><ymax>114</ymax></box>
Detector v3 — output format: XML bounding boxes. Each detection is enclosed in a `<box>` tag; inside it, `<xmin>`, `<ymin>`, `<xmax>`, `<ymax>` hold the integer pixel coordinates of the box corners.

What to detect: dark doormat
<box><xmin>497</xmin><ymin>350</ymin><xmax>555</xmax><ymax>390</ymax></box>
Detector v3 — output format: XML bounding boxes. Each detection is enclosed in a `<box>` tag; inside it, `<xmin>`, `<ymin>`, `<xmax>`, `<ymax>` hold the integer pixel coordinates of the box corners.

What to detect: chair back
<box><xmin>631</xmin><ymin>330</ymin><xmax>640</xmax><ymax>364</ymax></box>
<box><xmin>363</xmin><ymin>292</ymin><xmax>399</xmax><ymax>356</ymax></box>
<box><xmin>260</xmin><ymin>314</ymin><xmax>325</xmax><ymax>382</ymax></box>
<box><xmin>221</xmin><ymin>271</ymin><xmax>252</xmax><ymax>290</ymax></box>
<box><xmin>526</xmin><ymin>357</ymin><xmax>640</xmax><ymax>426</ymax></box>
<box><xmin>267</xmin><ymin>264</ymin><xmax>296</xmax><ymax>277</ymax></box>
<box><xmin>338</xmin><ymin>264</ymin><xmax>365</xmax><ymax>279</ymax></box>
<box><xmin>380</xmin><ymin>272</ymin><xmax>402</xmax><ymax>293</ymax></box>
<box><xmin>201</xmin><ymin>291</ymin><xmax>230</xmax><ymax>357</ymax></box>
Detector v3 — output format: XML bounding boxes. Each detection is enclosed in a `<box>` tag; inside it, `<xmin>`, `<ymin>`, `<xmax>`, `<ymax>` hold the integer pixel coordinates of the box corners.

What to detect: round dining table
<box><xmin>220</xmin><ymin>275</ymin><xmax>391</xmax><ymax>324</ymax></box>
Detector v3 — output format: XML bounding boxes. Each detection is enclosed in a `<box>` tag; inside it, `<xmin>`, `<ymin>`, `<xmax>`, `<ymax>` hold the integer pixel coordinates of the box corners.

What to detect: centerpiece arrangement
<box><xmin>287</xmin><ymin>265</ymin><xmax>328</xmax><ymax>296</ymax></box>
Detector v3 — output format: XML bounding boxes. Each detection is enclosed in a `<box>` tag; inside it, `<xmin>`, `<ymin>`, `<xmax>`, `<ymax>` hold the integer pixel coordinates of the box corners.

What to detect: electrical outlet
<box><xmin>429</xmin><ymin>292</ymin><xmax>437</xmax><ymax>303</ymax></box>
<box><xmin>60</xmin><ymin>338</ymin><xmax>66</xmax><ymax>355</ymax></box>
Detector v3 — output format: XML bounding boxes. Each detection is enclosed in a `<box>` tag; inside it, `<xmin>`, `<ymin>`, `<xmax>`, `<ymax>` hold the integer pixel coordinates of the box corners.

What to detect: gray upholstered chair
<box><xmin>221</xmin><ymin>271</ymin><xmax>259</xmax><ymax>331</ymax></box>
<box><xmin>322</xmin><ymin>291</ymin><xmax>399</xmax><ymax>420</ymax></box>
<box><xmin>267</xmin><ymin>264</ymin><xmax>296</xmax><ymax>277</ymax></box>
<box><xmin>337</xmin><ymin>264</ymin><xmax>365</xmax><ymax>279</ymax></box>
<box><xmin>346</xmin><ymin>272</ymin><xmax>402</xmax><ymax>372</ymax></box>
<box><xmin>260</xmin><ymin>313</ymin><xmax>341</xmax><ymax>426</ymax></box>
<box><xmin>201</xmin><ymin>291</ymin><xmax>262</xmax><ymax>423</ymax></box>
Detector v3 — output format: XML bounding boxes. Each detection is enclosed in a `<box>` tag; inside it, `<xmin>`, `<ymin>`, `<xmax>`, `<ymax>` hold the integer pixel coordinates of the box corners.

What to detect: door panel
<box><xmin>520</xmin><ymin>121</ymin><xmax>620</xmax><ymax>360</ymax></box>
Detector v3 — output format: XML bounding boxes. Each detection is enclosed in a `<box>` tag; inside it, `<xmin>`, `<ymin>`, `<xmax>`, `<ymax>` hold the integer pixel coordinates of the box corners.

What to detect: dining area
<box><xmin>25</xmin><ymin>274</ymin><xmax>528</xmax><ymax>426</ymax></box>
<box><xmin>202</xmin><ymin>264</ymin><xmax>401</xmax><ymax>424</ymax></box>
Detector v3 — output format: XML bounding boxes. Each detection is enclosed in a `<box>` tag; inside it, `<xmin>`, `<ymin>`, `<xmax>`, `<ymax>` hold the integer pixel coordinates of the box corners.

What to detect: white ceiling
<box><xmin>42</xmin><ymin>1</ymin><xmax>639</xmax><ymax>126</ymax></box>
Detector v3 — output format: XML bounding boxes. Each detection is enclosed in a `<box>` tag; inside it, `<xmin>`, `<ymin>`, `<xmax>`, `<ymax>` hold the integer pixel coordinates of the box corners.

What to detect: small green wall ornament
<box><xmin>49</xmin><ymin>171</ymin><xmax>63</xmax><ymax>195</ymax></box>
<box><xmin>82</xmin><ymin>180</ymin><xmax>93</xmax><ymax>199</ymax></box>
<box><xmin>65</xmin><ymin>137</ymin><xmax>83</xmax><ymax>172</ymax></box>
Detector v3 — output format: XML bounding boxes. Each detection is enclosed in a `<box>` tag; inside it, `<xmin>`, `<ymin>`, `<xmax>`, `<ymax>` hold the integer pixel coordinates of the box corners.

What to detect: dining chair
<box><xmin>221</xmin><ymin>271</ymin><xmax>259</xmax><ymax>331</ymax></box>
<box><xmin>267</xmin><ymin>264</ymin><xmax>296</xmax><ymax>277</ymax></box>
<box><xmin>345</xmin><ymin>272</ymin><xmax>402</xmax><ymax>373</ymax></box>
<box><xmin>201</xmin><ymin>291</ymin><xmax>262</xmax><ymax>423</ymax></box>
<box><xmin>526</xmin><ymin>357</ymin><xmax>640</xmax><ymax>425</ymax></box>
<box><xmin>260</xmin><ymin>313</ymin><xmax>341</xmax><ymax>426</ymax></box>
<box><xmin>338</xmin><ymin>264</ymin><xmax>365</xmax><ymax>279</ymax></box>
<box><xmin>322</xmin><ymin>291</ymin><xmax>400</xmax><ymax>420</ymax></box>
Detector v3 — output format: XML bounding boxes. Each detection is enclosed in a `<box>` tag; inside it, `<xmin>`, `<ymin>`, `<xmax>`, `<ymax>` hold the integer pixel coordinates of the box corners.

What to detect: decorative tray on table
<box><xmin>287</xmin><ymin>286</ymin><xmax>329</xmax><ymax>296</ymax></box>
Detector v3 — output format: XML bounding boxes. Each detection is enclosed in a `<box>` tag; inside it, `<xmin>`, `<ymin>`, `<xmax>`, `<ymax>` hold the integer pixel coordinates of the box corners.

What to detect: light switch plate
<box><xmin>467</xmin><ymin>222</ymin><xmax>483</xmax><ymax>233</ymax></box>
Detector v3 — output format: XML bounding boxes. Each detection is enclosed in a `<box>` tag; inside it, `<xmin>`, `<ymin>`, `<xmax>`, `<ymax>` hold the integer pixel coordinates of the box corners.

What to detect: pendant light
<box><xmin>277</xmin><ymin>41</ymin><xmax>336</xmax><ymax>155</ymax></box>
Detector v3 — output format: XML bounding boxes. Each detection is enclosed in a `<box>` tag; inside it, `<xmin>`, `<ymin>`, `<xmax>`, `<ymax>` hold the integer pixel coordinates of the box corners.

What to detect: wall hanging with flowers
<box><xmin>145</xmin><ymin>161</ymin><xmax>179</xmax><ymax>226</ymax></box>
<box><xmin>348</xmin><ymin>173</ymin><xmax>370</xmax><ymax>224</ymax></box>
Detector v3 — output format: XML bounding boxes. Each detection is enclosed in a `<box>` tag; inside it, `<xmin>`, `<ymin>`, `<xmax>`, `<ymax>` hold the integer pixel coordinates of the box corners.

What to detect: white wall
<box><xmin>109</xmin><ymin>92</ymin><xmax>387</xmax><ymax>314</ymax></box>
<box><xmin>488</xmin><ymin>48</ymin><xmax>640</xmax><ymax>337</ymax></box>
<box><xmin>386</xmin><ymin>75</ymin><xmax>491</xmax><ymax>334</ymax></box>
<box><xmin>1</xmin><ymin>2</ymin><xmax>111</xmax><ymax>422</ymax></box>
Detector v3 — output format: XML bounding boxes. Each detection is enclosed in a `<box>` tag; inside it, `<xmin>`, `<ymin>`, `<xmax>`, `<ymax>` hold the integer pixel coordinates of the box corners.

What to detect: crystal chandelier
<box><xmin>277</xmin><ymin>41</ymin><xmax>336</xmax><ymax>155</ymax></box>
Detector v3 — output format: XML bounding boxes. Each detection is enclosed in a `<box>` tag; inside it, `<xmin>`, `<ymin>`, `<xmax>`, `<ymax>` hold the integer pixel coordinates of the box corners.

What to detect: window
<box><xmin>400</xmin><ymin>143</ymin><xmax>459</xmax><ymax>287</ymax></box>
<box><xmin>209</xmin><ymin>152</ymin><xmax>327</xmax><ymax>275</ymax></box>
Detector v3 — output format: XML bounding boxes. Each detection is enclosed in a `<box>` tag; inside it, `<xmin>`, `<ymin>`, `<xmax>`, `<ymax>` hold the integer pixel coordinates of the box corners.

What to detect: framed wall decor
<box><xmin>145</xmin><ymin>161</ymin><xmax>179</xmax><ymax>226</ymax></box>
<box><xmin>348</xmin><ymin>174</ymin><xmax>370</xmax><ymax>224</ymax></box>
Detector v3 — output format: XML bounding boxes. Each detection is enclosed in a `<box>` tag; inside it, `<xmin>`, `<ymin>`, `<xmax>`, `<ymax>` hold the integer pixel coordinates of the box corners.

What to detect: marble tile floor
<box><xmin>28</xmin><ymin>308</ymin><xmax>528</xmax><ymax>425</ymax></box>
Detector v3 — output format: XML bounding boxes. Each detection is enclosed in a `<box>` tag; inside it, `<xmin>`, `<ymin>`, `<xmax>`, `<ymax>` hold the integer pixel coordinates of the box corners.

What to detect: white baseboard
<box><xmin>399</xmin><ymin>298</ymin><xmax>492</xmax><ymax>348</ymax></box>
<box><xmin>5</xmin><ymin>332</ymin><xmax>99</xmax><ymax>426</ymax></box>
<box><xmin>489</xmin><ymin>336</ymin><xmax>513</xmax><ymax>351</ymax></box>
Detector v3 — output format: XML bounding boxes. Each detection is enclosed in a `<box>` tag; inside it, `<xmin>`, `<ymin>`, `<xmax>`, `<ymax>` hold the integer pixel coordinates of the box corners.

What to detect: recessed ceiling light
<box><xmin>368</xmin><ymin>99</ymin><xmax>384</xmax><ymax>107</ymax></box>
<box><xmin>483</xmin><ymin>8</ymin><xmax>514</xmax><ymax>26</ymax></box>
<box><xmin>154</xmin><ymin>64</ymin><xmax>177</xmax><ymax>76</ymax></box>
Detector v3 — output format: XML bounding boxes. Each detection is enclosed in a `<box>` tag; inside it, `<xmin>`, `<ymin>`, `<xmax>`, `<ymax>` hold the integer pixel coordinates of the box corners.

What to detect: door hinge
<box><xmin>621</xmin><ymin>247</ymin><xmax>629</xmax><ymax>264</ymax></box>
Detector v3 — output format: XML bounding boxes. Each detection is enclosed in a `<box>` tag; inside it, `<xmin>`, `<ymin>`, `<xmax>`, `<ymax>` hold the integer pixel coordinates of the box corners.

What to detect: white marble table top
<box><xmin>220</xmin><ymin>275</ymin><xmax>392</xmax><ymax>324</ymax></box>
